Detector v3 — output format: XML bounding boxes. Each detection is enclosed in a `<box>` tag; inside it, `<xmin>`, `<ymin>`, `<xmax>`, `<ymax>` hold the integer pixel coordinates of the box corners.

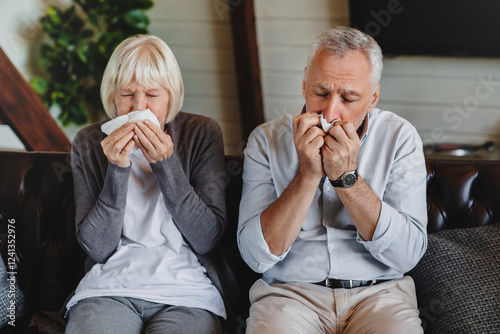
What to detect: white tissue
<box><xmin>320</xmin><ymin>114</ymin><xmax>339</xmax><ymax>132</ymax></box>
<box><xmin>101</xmin><ymin>109</ymin><xmax>161</xmax><ymax>154</ymax></box>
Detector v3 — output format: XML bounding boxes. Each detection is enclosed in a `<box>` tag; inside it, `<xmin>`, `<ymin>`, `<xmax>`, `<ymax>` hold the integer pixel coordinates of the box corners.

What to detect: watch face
<box><xmin>342</xmin><ymin>172</ymin><xmax>357</xmax><ymax>187</ymax></box>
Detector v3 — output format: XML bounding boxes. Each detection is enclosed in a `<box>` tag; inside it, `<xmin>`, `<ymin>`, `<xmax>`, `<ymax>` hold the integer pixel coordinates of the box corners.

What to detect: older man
<box><xmin>238</xmin><ymin>26</ymin><xmax>427</xmax><ymax>333</ymax></box>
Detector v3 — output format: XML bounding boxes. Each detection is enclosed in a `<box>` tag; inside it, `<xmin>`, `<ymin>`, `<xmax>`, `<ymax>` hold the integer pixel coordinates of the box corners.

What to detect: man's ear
<box><xmin>368</xmin><ymin>83</ymin><xmax>380</xmax><ymax>113</ymax></box>
<box><xmin>302</xmin><ymin>67</ymin><xmax>307</xmax><ymax>99</ymax></box>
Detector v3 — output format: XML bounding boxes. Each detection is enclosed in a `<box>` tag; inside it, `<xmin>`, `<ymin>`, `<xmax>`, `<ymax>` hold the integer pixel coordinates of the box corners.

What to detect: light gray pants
<box><xmin>65</xmin><ymin>296</ymin><xmax>221</xmax><ymax>334</ymax></box>
<box><xmin>246</xmin><ymin>276</ymin><xmax>423</xmax><ymax>334</ymax></box>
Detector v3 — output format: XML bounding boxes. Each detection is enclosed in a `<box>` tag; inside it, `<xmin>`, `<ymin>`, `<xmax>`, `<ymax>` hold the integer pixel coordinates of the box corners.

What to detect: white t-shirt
<box><xmin>66</xmin><ymin>149</ymin><xmax>226</xmax><ymax>318</ymax></box>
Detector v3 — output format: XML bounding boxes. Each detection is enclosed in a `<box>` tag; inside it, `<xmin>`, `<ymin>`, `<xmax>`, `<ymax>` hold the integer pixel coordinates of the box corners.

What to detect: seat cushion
<box><xmin>409</xmin><ymin>223</ymin><xmax>500</xmax><ymax>333</ymax></box>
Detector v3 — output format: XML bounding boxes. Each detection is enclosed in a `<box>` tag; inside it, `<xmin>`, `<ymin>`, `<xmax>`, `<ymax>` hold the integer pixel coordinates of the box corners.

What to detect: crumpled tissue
<box><xmin>101</xmin><ymin>109</ymin><xmax>161</xmax><ymax>154</ymax></box>
<box><xmin>320</xmin><ymin>114</ymin><xmax>339</xmax><ymax>132</ymax></box>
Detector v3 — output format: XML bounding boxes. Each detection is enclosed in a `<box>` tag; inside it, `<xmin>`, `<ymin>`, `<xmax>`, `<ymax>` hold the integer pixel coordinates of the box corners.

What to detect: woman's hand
<box><xmin>101</xmin><ymin>123</ymin><xmax>136</xmax><ymax>168</ymax></box>
<box><xmin>133</xmin><ymin>120</ymin><xmax>174</xmax><ymax>163</ymax></box>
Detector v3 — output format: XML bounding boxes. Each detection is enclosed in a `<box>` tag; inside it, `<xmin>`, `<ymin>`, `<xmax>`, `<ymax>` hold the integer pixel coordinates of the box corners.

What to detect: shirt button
<box><xmin>325</xmin><ymin>185</ymin><xmax>330</xmax><ymax>191</ymax></box>
<box><xmin>329</xmin><ymin>244</ymin><xmax>335</xmax><ymax>250</ymax></box>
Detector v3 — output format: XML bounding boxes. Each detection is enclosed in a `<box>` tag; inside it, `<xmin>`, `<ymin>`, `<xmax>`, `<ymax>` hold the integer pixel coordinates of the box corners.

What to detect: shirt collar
<box><xmin>358</xmin><ymin>112</ymin><xmax>371</xmax><ymax>144</ymax></box>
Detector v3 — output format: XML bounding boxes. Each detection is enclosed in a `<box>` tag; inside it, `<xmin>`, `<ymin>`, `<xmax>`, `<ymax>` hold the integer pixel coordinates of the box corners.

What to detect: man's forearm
<box><xmin>335</xmin><ymin>176</ymin><xmax>382</xmax><ymax>241</ymax></box>
<box><xmin>261</xmin><ymin>172</ymin><xmax>321</xmax><ymax>255</ymax></box>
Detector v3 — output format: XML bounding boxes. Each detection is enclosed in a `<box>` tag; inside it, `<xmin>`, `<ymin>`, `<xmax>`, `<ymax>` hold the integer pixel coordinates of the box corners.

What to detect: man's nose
<box><xmin>323</xmin><ymin>98</ymin><xmax>341</xmax><ymax>123</ymax></box>
<box><xmin>133</xmin><ymin>95</ymin><xmax>147</xmax><ymax>111</ymax></box>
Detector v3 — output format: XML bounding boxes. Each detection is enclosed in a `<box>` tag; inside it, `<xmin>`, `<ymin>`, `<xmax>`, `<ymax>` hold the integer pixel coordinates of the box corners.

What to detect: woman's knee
<box><xmin>146</xmin><ymin>305</ymin><xmax>221</xmax><ymax>334</ymax></box>
<box><xmin>65</xmin><ymin>297</ymin><xmax>142</xmax><ymax>334</ymax></box>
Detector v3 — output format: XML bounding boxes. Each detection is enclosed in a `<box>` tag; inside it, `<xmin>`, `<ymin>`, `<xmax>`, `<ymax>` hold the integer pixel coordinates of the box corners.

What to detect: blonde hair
<box><xmin>100</xmin><ymin>35</ymin><xmax>184</xmax><ymax>124</ymax></box>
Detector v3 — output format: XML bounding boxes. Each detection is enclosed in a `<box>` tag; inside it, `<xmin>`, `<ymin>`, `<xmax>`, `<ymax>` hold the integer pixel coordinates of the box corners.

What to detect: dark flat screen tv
<box><xmin>349</xmin><ymin>0</ymin><xmax>500</xmax><ymax>57</ymax></box>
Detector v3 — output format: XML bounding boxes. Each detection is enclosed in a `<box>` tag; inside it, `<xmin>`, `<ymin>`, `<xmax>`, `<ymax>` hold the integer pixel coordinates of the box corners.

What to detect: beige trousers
<box><xmin>246</xmin><ymin>276</ymin><xmax>423</xmax><ymax>334</ymax></box>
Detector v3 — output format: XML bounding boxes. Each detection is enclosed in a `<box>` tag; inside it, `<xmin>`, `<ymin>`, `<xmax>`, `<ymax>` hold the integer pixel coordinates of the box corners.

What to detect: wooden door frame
<box><xmin>228</xmin><ymin>0</ymin><xmax>265</xmax><ymax>142</ymax></box>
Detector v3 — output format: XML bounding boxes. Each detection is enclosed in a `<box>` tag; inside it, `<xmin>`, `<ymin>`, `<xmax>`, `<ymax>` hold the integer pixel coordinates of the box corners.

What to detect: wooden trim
<box><xmin>228</xmin><ymin>0</ymin><xmax>265</xmax><ymax>141</ymax></box>
<box><xmin>0</xmin><ymin>47</ymin><xmax>71</xmax><ymax>152</ymax></box>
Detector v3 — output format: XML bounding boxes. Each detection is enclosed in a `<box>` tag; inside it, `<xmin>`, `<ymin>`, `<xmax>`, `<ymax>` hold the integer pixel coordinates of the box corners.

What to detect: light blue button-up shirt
<box><xmin>238</xmin><ymin>108</ymin><xmax>428</xmax><ymax>283</ymax></box>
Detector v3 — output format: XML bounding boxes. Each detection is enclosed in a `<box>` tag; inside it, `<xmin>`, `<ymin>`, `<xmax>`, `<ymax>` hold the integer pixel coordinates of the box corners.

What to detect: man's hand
<box><xmin>322</xmin><ymin>120</ymin><xmax>360</xmax><ymax>180</ymax></box>
<box><xmin>133</xmin><ymin>120</ymin><xmax>174</xmax><ymax>163</ymax></box>
<box><xmin>259</xmin><ymin>112</ymin><xmax>326</xmax><ymax>255</ymax></box>
<box><xmin>322</xmin><ymin>120</ymin><xmax>381</xmax><ymax>241</ymax></box>
<box><xmin>101</xmin><ymin>123</ymin><xmax>136</xmax><ymax>168</ymax></box>
<box><xmin>293</xmin><ymin>112</ymin><xmax>327</xmax><ymax>181</ymax></box>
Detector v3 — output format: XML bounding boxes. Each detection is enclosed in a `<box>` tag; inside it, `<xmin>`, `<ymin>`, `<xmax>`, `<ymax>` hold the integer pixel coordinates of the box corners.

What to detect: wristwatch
<box><xmin>330</xmin><ymin>170</ymin><xmax>358</xmax><ymax>188</ymax></box>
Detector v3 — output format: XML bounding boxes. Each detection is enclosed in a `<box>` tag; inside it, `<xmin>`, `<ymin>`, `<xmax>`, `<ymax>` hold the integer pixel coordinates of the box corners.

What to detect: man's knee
<box><xmin>344</xmin><ymin>282</ymin><xmax>423</xmax><ymax>334</ymax></box>
<box><xmin>246</xmin><ymin>295</ymin><xmax>324</xmax><ymax>334</ymax></box>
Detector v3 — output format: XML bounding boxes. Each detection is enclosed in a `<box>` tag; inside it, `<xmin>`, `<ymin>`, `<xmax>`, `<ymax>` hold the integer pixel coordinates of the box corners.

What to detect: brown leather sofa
<box><xmin>0</xmin><ymin>150</ymin><xmax>499</xmax><ymax>334</ymax></box>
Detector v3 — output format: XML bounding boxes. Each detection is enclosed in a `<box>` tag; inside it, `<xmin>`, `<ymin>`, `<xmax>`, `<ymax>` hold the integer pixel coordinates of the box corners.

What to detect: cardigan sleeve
<box><xmin>71</xmin><ymin>130</ymin><xmax>131</xmax><ymax>263</ymax></box>
<box><xmin>150</xmin><ymin>118</ymin><xmax>227</xmax><ymax>255</ymax></box>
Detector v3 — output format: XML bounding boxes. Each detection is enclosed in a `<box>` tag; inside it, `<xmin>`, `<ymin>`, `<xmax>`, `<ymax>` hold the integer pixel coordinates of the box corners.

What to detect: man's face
<box><xmin>302</xmin><ymin>47</ymin><xmax>380</xmax><ymax>132</ymax></box>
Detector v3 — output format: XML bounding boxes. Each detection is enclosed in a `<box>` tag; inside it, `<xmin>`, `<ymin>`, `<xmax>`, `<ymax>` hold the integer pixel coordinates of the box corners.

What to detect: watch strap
<box><xmin>329</xmin><ymin>177</ymin><xmax>344</xmax><ymax>187</ymax></box>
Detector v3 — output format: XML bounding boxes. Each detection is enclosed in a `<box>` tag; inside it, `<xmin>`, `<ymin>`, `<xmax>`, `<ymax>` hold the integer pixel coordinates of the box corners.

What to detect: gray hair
<box><xmin>307</xmin><ymin>26</ymin><xmax>383</xmax><ymax>91</ymax></box>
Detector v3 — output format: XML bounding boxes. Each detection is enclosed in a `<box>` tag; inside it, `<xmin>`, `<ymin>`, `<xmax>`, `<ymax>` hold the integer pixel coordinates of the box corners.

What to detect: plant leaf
<box><xmin>30</xmin><ymin>77</ymin><xmax>49</xmax><ymax>95</ymax></box>
<box><xmin>36</xmin><ymin>0</ymin><xmax>152</xmax><ymax>126</ymax></box>
<box><xmin>123</xmin><ymin>10</ymin><xmax>149</xmax><ymax>30</ymax></box>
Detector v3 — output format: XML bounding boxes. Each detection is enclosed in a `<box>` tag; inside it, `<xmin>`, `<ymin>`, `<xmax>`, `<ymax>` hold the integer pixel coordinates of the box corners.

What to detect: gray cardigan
<box><xmin>70</xmin><ymin>111</ymin><xmax>239</xmax><ymax>322</ymax></box>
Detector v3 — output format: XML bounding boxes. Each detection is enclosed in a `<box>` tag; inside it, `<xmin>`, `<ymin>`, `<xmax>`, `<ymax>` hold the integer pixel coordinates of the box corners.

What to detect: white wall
<box><xmin>3</xmin><ymin>0</ymin><xmax>500</xmax><ymax>153</ymax></box>
<box><xmin>0</xmin><ymin>0</ymin><xmax>243</xmax><ymax>155</ymax></box>
<box><xmin>255</xmin><ymin>0</ymin><xmax>350</xmax><ymax>120</ymax></box>
<box><xmin>149</xmin><ymin>0</ymin><xmax>242</xmax><ymax>155</ymax></box>
<box><xmin>255</xmin><ymin>0</ymin><xmax>500</xmax><ymax>149</ymax></box>
<box><xmin>379</xmin><ymin>56</ymin><xmax>500</xmax><ymax>146</ymax></box>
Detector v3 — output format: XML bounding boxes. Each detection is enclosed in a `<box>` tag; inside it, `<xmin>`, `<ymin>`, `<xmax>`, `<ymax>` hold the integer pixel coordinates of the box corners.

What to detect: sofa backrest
<box><xmin>0</xmin><ymin>151</ymin><xmax>85</xmax><ymax>316</ymax></box>
<box><xmin>425</xmin><ymin>159</ymin><xmax>500</xmax><ymax>232</ymax></box>
<box><xmin>1</xmin><ymin>150</ymin><xmax>499</xmax><ymax>317</ymax></box>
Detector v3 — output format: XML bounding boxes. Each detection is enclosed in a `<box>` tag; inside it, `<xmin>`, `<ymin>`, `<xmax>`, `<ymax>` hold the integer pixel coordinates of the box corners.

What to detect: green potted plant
<box><xmin>30</xmin><ymin>0</ymin><xmax>154</xmax><ymax>126</ymax></box>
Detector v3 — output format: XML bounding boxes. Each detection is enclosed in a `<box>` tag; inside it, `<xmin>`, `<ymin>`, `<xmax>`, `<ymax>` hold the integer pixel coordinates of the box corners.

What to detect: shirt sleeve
<box><xmin>356</xmin><ymin>127</ymin><xmax>428</xmax><ymax>274</ymax></box>
<box><xmin>72</xmin><ymin>131</ymin><xmax>131</xmax><ymax>264</ymax></box>
<box><xmin>237</xmin><ymin>129</ymin><xmax>290</xmax><ymax>273</ymax></box>
<box><xmin>150</xmin><ymin>119</ymin><xmax>227</xmax><ymax>255</ymax></box>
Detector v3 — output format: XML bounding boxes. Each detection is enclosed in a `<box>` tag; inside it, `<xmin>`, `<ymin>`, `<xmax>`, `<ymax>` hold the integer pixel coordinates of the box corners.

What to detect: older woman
<box><xmin>64</xmin><ymin>35</ymin><xmax>228</xmax><ymax>334</ymax></box>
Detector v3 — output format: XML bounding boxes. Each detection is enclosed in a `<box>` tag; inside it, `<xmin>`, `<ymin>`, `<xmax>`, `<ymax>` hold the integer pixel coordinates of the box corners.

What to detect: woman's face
<box><xmin>114</xmin><ymin>80</ymin><xmax>170</xmax><ymax>127</ymax></box>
